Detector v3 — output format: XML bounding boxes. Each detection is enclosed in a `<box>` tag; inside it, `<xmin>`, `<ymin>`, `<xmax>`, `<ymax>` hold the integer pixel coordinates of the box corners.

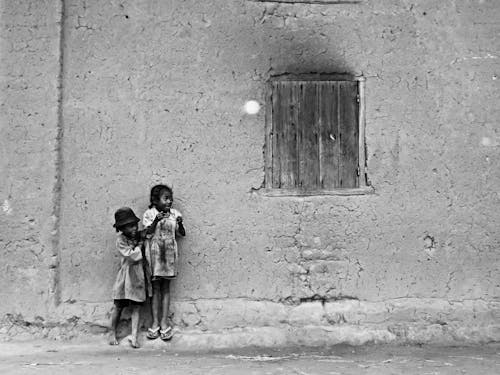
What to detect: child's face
<box><xmin>121</xmin><ymin>223</ymin><xmax>138</xmax><ymax>238</ymax></box>
<box><xmin>157</xmin><ymin>190</ymin><xmax>173</xmax><ymax>211</ymax></box>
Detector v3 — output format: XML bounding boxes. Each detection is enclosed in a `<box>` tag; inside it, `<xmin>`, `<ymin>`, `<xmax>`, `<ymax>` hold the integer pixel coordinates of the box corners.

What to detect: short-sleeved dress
<box><xmin>143</xmin><ymin>207</ymin><xmax>182</xmax><ymax>280</ymax></box>
<box><xmin>111</xmin><ymin>233</ymin><xmax>149</xmax><ymax>302</ymax></box>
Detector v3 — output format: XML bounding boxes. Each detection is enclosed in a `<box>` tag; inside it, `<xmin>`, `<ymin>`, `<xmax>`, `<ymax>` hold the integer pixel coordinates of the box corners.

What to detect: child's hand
<box><xmin>155</xmin><ymin>212</ymin><xmax>166</xmax><ymax>221</ymax></box>
<box><xmin>177</xmin><ymin>216</ymin><xmax>185</xmax><ymax>236</ymax></box>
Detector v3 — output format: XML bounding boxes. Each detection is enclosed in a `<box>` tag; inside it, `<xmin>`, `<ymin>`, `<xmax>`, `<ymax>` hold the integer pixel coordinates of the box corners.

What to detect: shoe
<box><xmin>146</xmin><ymin>327</ymin><xmax>160</xmax><ymax>340</ymax></box>
<box><xmin>160</xmin><ymin>326</ymin><xmax>173</xmax><ymax>341</ymax></box>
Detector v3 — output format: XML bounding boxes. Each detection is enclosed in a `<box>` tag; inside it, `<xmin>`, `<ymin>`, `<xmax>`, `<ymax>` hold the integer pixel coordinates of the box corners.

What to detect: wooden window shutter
<box><xmin>268</xmin><ymin>79</ymin><xmax>360</xmax><ymax>191</ymax></box>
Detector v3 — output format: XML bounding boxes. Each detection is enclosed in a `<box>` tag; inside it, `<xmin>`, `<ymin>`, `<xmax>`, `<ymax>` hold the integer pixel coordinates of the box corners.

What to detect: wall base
<box><xmin>2</xmin><ymin>298</ymin><xmax>499</xmax><ymax>347</ymax></box>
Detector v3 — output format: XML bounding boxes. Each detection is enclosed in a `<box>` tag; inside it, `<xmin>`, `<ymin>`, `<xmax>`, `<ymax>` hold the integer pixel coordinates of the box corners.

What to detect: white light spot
<box><xmin>243</xmin><ymin>100</ymin><xmax>260</xmax><ymax>115</ymax></box>
<box><xmin>2</xmin><ymin>200</ymin><xmax>13</xmax><ymax>215</ymax></box>
<box><xmin>482</xmin><ymin>137</ymin><xmax>492</xmax><ymax>146</ymax></box>
<box><xmin>481</xmin><ymin>136</ymin><xmax>499</xmax><ymax>147</ymax></box>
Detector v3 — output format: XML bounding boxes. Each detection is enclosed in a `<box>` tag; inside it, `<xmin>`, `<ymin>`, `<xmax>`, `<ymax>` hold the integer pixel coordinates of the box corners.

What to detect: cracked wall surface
<box><xmin>1</xmin><ymin>0</ymin><xmax>500</xmax><ymax>343</ymax></box>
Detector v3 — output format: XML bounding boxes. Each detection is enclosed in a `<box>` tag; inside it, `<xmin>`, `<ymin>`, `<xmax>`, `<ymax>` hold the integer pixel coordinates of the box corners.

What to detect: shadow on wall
<box><xmin>257</xmin><ymin>13</ymin><xmax>356</xmax><ymax>77</ymax></box>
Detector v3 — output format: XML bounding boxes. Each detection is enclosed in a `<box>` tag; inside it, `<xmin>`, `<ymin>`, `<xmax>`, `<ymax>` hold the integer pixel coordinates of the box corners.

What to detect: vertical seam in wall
<box><xmin>51</xmin><ymin>0</ymin><xmax>67</xmax><ymax>307</ymax></box>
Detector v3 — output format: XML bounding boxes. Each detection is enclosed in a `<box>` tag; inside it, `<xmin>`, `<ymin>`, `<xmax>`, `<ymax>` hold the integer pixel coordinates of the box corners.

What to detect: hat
<box><xmin>113</xmin><ymin>207</ymin><xmax>140</xmax><ymax>228</ymax></box>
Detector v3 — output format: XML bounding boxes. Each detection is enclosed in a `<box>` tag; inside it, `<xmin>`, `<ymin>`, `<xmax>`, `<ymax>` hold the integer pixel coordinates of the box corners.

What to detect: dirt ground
<box><xmin>0</xmin><ymin>339</ymin><xmax>499</xmax><ymax>375</ymax></box>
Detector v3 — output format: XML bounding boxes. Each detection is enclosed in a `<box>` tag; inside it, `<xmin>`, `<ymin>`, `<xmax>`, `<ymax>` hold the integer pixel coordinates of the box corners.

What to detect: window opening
<box><xmin>264</xmin><ymin>74</ymin><xmax>371</xmax><ymax>196</ymax></box>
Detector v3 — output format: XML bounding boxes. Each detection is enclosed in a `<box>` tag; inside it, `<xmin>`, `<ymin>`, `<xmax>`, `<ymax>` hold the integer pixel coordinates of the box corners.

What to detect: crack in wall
<box><xmin>50</xmin><ymin>0</ymin><xmax>67</xmax><ymax>307</ymax></box>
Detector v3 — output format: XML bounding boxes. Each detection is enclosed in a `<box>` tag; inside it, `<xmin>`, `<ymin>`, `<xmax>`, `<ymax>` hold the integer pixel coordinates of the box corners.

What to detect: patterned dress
<box><xmin>111</xmin><ymin>234</ymin><xmax>148</xmax><ymax>302</ymax></box>
<box><xmin>143</xmin><ymin>207</ymin><xmax>182</xmax><ymax>279</ymax></box>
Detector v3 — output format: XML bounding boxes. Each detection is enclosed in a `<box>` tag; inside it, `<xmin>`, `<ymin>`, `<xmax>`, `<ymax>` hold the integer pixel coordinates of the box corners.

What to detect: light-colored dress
<box><xmin>111</xmin><ymin>234</ymin><xmax>147</xmax><ymax>302</ymax></box>
<box><xmin>143</xmin><ymin>207</ymin><xmax>182</xmax><ymax>279</ymax></box>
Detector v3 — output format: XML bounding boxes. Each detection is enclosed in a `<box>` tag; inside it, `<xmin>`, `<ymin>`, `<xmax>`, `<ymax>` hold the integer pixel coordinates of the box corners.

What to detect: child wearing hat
<box><xmin>109</xmin><ymin>207</ymin><xmax>150</xmax><ymax>348</ymax></box>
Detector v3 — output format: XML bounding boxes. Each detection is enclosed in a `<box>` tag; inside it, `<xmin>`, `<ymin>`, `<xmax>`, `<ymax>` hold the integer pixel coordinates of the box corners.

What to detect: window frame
<box><xmin>263</xmin><ymin>74</ymin><xmax>373</xmax><ymax>196</ymax></box>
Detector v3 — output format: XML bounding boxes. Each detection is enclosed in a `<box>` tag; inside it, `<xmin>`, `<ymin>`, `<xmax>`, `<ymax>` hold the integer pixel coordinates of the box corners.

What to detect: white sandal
<box><xmin>160</xmin><ymin>326</ymin><xmax>173</xmax><ymax>341</ymax></box>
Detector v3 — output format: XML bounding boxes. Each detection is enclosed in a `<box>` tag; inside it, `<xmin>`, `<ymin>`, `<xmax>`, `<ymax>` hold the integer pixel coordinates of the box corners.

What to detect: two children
<box><xmin>110</xmin><ymin>184</ymin><xmax>185</xmax><ymax>348</ymax></box>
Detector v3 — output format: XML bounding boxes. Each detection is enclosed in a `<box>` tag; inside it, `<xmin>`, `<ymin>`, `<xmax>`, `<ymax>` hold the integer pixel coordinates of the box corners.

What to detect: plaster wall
<box><xmin>1</xmin><ymin>0</ymin><xmax>499</xmax><ymax>343</ymax></box>
<box><xmin>0</xmin><ymin>0</ymin><xmax>62</xmax><ymax>317</ymax></box>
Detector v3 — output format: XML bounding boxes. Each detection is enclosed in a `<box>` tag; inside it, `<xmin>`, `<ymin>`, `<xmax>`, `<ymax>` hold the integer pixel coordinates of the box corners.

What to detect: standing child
<box><xmin>110</xmin><ymin>207</ymin><xmax>148</xmax><ymax>348</ymax></box>
<box><xmin>143</xmin><ymin>184</ymin><xmax>185</xmax><ymax>341</ymax></box>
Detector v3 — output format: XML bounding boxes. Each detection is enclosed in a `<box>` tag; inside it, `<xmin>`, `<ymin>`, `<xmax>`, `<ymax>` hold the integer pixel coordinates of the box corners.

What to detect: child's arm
<box><xmin>176</xmin><ymin>216</ymin><xmax>186</xmax><ymax>236</ymax></box>
<box><xmin>148</xmin><ymin>213</ymin><xmax>167</xmax><ymax>233</ymax></box>
<box><xmin>137</xmin><ymin>230</ymin><xmax>147</xmax><ymax>258</ymax></box>
<box><xmin>116</xmin><ymin>236</ymin><xmax>142</xmax><ymax>264</ymax></box>
<box><xmin>143</xmin><ymin>210</ymin><xmax>166</xmax><ymax>235</ymax></box>
<box><xmin>137</xmin><ymin>229</ymin><xmax>147</xmax><ymax>242</ymax></box>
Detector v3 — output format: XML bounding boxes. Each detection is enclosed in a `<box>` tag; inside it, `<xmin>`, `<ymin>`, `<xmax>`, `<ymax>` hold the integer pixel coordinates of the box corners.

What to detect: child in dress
<box><xmin>143</xmin><ymin>184</ymin><xmax>185</xmax><ymax>341</ymax></box>
<box><xmin>110</xmin><ymin>207</ymin><xmax>148</xmax><ymax>348</ymax></box>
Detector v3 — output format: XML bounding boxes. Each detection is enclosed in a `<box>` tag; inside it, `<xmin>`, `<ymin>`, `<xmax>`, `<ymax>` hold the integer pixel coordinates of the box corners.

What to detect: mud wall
<box><xmin>0</xmin><ymin>0</ymin><xmax>62</xmax><ymax>318</ymax></box>
<box><xmin>1</xmin><ymin>0</ymin><xmax>499</xmax><ymax>343</ymax></box>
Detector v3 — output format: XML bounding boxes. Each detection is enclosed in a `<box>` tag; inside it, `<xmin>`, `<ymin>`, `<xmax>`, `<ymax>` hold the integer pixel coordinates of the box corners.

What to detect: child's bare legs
<box><xmin>148</xmin><ymin>278</ymin><xmax>173</xmax><ymax>340</ymax></box>
<box><xmin>160</xmin><ymin>279</ymin><xmax>171</xmax><ymax>330</ymax></box>
<box><xmin>109</xmin><ymin>303</ymin><xmax>123</xmax><ymax>345</ymax></box>
<box><xmin>151</xmin><ymin>280</ymin><xmax>161</xmax><ymax>330</ymax></box>
<box><xmin>128</xmin><ymin>305</ymin><xmax>141</xmax><ymax>348</ymax></box>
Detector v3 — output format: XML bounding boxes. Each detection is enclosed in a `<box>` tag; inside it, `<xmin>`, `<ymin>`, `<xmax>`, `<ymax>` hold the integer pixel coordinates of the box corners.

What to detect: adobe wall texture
<box><xmin>1</xmin><ymin>0</ymin><xmax>499</xmax><ymax>345</ymax></box>
<box><xmin>0</xmin><ymin>0</ymin><xmax>62</xmax><ymax>318</ymax></box>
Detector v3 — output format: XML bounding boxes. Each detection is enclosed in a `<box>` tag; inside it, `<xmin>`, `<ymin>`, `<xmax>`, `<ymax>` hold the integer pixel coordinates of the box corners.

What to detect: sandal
<box><xmin>160</xmin><ymin>326</ymin><xmax>173</xmax><ymax>341</ymax></box>
<box><xmin>146</xmin><ymin>327</ymin><xmax>160</xmax><ymax>340</ymax></box>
